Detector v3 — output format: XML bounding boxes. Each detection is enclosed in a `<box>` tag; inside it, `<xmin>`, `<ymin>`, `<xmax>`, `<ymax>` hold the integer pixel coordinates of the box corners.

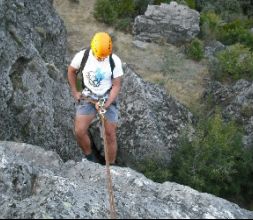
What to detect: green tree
<box><xmin>170</xmin><ymin>111</ymin><xmax>252</xmax><ymax>199</ymax></box>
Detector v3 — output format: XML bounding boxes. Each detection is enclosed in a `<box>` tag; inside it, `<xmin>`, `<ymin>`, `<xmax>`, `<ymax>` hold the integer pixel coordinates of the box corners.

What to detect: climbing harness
<box><xmin>80</xmin><ymin>95</ymin><xmax>117</xmax><ymax>219</ymax></box>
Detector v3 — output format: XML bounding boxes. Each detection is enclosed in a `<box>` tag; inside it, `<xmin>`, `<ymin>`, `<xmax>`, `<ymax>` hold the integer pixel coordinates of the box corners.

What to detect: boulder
<box><xmin>133</xmin><ymin>2</ymin><xmax>200</xmax><ymax>44</ymax></box>
<box><xmin>1</xmin><ymin>141</ymin><xmax>252</xmax><ymax>219</ymax></box>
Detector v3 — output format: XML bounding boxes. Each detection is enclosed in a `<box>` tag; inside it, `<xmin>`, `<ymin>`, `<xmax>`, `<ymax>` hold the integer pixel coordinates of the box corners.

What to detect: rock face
<box><xmin>203</xmin><ymin>80</ymin><xmax>253</xmax><ymax>148</ymax></box>
<box><xmin>0</xmin><ymin>0</ymin><xmax>81</xmax><ymax>161</ymax></box>
<box><xmin>90</xmin><ymin>64</ymin><xmax>193</xmax><ymax>168</ymax></box>
<box><xmin>1</xmin><ymin>141</ymin><xmax>253</xmax><ymax>219</ymax></box>
<box><xmin>133</xmin><ymin>2</ymin><xmax>200</xmax><ymax>44</ymax></box>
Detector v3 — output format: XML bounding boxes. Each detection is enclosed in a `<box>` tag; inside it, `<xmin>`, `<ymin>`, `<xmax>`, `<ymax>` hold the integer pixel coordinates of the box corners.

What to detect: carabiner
<box><xmin>99</xmin><ymin>108</ymin><xmax>106</xmax><ymax>115</ymax></box>
<box><xmin>98</xmin><ymin>98</ymin><xmax>106</xmax><ymax>108</ymax></box>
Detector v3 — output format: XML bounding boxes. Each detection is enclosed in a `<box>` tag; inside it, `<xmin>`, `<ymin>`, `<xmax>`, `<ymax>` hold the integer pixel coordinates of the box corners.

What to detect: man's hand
<box><xmin>95</xmin><ymin>99</ymin><xmax>109</xmax><ymax>113</ymax></box>
<box><xmin>72</xmin><ymin>91</ymin><xmax>82</xmax><ymax>102</ymax></box>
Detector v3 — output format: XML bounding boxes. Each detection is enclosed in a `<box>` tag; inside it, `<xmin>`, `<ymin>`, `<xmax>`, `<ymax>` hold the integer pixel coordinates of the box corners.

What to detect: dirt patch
<box><xmin>54</xmin><ymin>0</ymin><xmax>209</xmax><ymax>107</ymax></box>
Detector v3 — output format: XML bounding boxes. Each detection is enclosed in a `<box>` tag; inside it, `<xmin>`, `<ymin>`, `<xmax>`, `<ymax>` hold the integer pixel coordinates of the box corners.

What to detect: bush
<box><xmin>183</xmin><ymin>0</ymin><xmax>196</xmax><ymax>9</ymax></box>
<box><xmin>216</xmin><ymin>43</ymin><xmax>253</xmax><ymax>80</ymax></box>
<box><xmin>217</xmin><ymin>19</ymin><xmax>253</xmax><ymax>50</ymax></box>
<box><xmin>112</xmin><ymin>0</ymin><xmax>135</xmax><ymax>18</ymax></box>
<box><xmin>185</xmin><ymin>38</ymin><xmax>204</xmax><ymax>61</ymax></box>
<box><xmin>94</xmin><ymin>0</ymin><xmax>151</xmax><ymax>32</ymax></box>
<box><xmin>136</xmin><ymin>157</ymin><xmax>172</xmax><ymax>183</ymax></box>
<box><xmin>136</xmin><ymin>110</ymin><xmax>253</xmax><ymax>210</ymax></box>
<box><xmin>93</xmin><ymin>0</ymin><xmax>117</xmax><ymax>25</ymax></box>
<box><xmin>200</xmin><ymin>11</ymin><xmax>223</xmax><ymax>41</ymax></box>
<box><xmin>196</xmin><ymin>0</ymin><xmax>242</xmax><ymax>22</ymax></box>
<box><xmin>217</xmin><ymin>0</ymin><xmax>241</xmax><ymax>14</ymax></box>
<box><xmin>115</xmin><ymin>18</ymin><xmax>133</xmax><ymax>32</ymax></box>
<box><xmin>170</xmin><ymin>111</ymin><xmax>252</xmax><ymax>199</ymax></box>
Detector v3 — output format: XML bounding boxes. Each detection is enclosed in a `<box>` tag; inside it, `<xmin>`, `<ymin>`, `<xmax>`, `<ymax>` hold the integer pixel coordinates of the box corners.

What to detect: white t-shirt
<box><xmin>70</xmin><ymin>49</ymin><xmax>124</xmax><ymax>96</ymax></box>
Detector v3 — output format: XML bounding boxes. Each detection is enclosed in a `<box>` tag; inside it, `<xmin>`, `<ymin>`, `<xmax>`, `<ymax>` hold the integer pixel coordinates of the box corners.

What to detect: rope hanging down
<box><xmin>81</xmin><ymin>96</ymin><xmax>117</xmax><ymax>219</ymax></box>
<box><xmin>98</xmin><ymin>98</ymin><xmax>117</xmax><ymax>219</ymax></box>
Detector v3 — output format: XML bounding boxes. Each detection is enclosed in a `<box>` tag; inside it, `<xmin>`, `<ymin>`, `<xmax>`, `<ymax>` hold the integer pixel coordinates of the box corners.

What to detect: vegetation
<box><xmin>197</xmin><ymin>0</ymin><xmax>253</xmax><ymax>81</ymax></box>
<box><xmin>200</xmin><ymin>11</ymin><xmax>223</xmax><ymax>41</ymax></box>
<box><xmin>217</xmin><ymin>19</ymin><xmax>253</xmax><ymax>51</ymax></box>
<box><xmin>185</xmin><ymin>38</ymin><xmax>204</xmax><ymax>61</ymax></box>
<box><xmin>137</xmin><ymin>110</ymin><xmax>253</xmax><ymax>210</ymax></box>
<box><xmin>215</xmin><ymin>43</ymin><xmax>253</xmax><ymax>81</ymax></box>
<box><xmin>94</xmin><ymin>0</ymin><xmax>146</xmax><ymax>32</ymax></box>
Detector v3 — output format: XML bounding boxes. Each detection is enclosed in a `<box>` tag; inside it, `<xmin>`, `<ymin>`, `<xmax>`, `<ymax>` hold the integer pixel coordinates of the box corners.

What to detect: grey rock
<box><xmin>204</xmin><ymin>40</ymin><xmax>226</xmax><ymax>59</ymax></box>
<box><xmin>133</xmin><ymin>2</ymin><xmax>200</xmax><ymax>44</ymax></box>
<box><xmin>0</xmin><ymin>0</ymin><xmax>82</xmax><ymax>161</ymax></box>
<box><xmin>0</xmin><ymin>141</ymin><xmax>252</xmax><ymax>219</ymax></box>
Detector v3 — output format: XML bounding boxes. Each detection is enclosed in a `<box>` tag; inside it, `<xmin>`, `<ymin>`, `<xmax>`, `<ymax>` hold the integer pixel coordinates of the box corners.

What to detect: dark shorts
<box><xmin>75</xmin><ymin>100</ymin><xmax>119</xmax><ymax>123</ymax></box>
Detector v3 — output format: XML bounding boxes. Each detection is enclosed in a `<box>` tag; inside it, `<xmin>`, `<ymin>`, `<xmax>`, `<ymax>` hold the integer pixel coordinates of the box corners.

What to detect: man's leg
<box><xmin>104</xmin><ymin>120</ymin><xmax>118</xmax><ymax>164</ymax></box>
<box><xmin>74</xmin><ymin>114</ymin><xmax>96</xmax><ymax>156</ymax></box>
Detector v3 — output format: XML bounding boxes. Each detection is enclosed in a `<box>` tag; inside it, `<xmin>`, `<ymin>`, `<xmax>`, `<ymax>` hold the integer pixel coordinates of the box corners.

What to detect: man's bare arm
<box><xmin>67</xmin><ymin>66</ymin><xmax>81</xmax><ymax>101</ymax></box>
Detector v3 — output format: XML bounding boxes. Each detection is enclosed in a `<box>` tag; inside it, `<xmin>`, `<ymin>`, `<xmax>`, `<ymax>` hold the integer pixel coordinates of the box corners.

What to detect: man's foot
<box><xmin>85</xmin><ymin>153</ymin><xmax>99</xmax><ymax>163</ymax></box>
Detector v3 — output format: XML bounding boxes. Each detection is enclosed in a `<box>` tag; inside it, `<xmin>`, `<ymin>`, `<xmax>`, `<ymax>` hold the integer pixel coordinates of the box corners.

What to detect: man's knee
<box><xmin>105</xmin><ymin>129</ymin><xmax>116</xmax><ymax>143</ymax></box>
<box><xmin>74</xmin><ymin>125</ymin><xmax>88</xmax><ymax>138</ymax></box>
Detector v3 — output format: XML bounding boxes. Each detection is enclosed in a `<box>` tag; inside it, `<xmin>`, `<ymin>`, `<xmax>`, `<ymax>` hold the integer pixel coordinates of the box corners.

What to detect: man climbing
<box><xmin>67</xmin><ymin>32</ymin><xmax>124</xmax><ymax>164</ymax></box>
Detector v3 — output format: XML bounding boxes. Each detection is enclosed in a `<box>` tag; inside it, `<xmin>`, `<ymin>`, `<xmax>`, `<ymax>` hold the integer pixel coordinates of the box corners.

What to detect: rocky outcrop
<box><xmin>133</xmin><ymin>2</ymin><xmax>200</xmax><ymax>44</ymax></box>
<box><xmin>90</xmin><ymin>64</ymin><xmax>193</xmax><ymax>168</ymax></box>
<box><xmin>1</xmin><ymin>141</ymin><xmax>252</xmax><ymax>219</ymax></box>
<box><xmin>203</xmin><ymin>80</ymin><xmax>253</xmax><ymax>148</ymax></box>
<box><xmin>0</xmin><ymin>0</ymin><xmax>81</xmax><ymax>161</ymax></box>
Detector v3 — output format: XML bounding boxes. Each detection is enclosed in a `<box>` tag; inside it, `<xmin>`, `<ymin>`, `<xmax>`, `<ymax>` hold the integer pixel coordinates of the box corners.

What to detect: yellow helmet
<box><xmin>91</xmin><ymin>32</ymin><xmax>112</xmax><ymax>59</ymax></box>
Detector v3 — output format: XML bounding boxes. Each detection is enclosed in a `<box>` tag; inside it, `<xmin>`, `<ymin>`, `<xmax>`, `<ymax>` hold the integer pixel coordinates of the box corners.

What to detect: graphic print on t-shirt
<box><xmin>87</xmin><ymin>68</ymin><xmax>105</xmax><ymax>87</ymax></box>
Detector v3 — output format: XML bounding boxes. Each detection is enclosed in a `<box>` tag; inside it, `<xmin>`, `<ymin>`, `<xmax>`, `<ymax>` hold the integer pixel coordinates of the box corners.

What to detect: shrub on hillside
<box><xmin>93</xmin><ymin>0</ymin><xmax>117</xmax><ymax>25</ymax></box>
<box><xmin>170</xmin><ymin>111</ymin><xmax>253</xmax><ymax>200</ymax></box>
<box><xmin>115</xmin><ymin>18</ymin><xmax>133</xmax><ymax>32</ymax></box>
<box><xmin>136</xmin><ymin>110</ymin><xmax>253</xmax><ymax>209</ymax></box>
<box><xmin>216</xmin><ymin>43</ymin><xmax>253</xmax><ymax>80</ymax></box>
<box><xmin>185</xmin><ymin>38</ymin><xmax>204</xmax><ymax>61</ymax></box>
<box><xmin>94</xmin><ymin>0</ymin><xmax>151</xmax><ymax>32</ymax></box>
<box><xmin>200</xmin><ymin>11</ymin><xmax>222</xmax><ymax>41</ymax></box>
<box><xmin>136</xmin><ymin>157</ymin><xmax>172</xmax><ymax>183</ymax></box>
<box><xmin>217</xmin><ymin>19</ymin><xmax>253</xmax><ymax>50</ymax></box>
<box><xmin>196</xmin><ymin>0</ymin><xmax>242</xmax><ymax>21</ymax></box>
<box><xmin>112</xmin><ymin>0</ymin><xmax>135</xmax><ymax>18</ymax></box>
